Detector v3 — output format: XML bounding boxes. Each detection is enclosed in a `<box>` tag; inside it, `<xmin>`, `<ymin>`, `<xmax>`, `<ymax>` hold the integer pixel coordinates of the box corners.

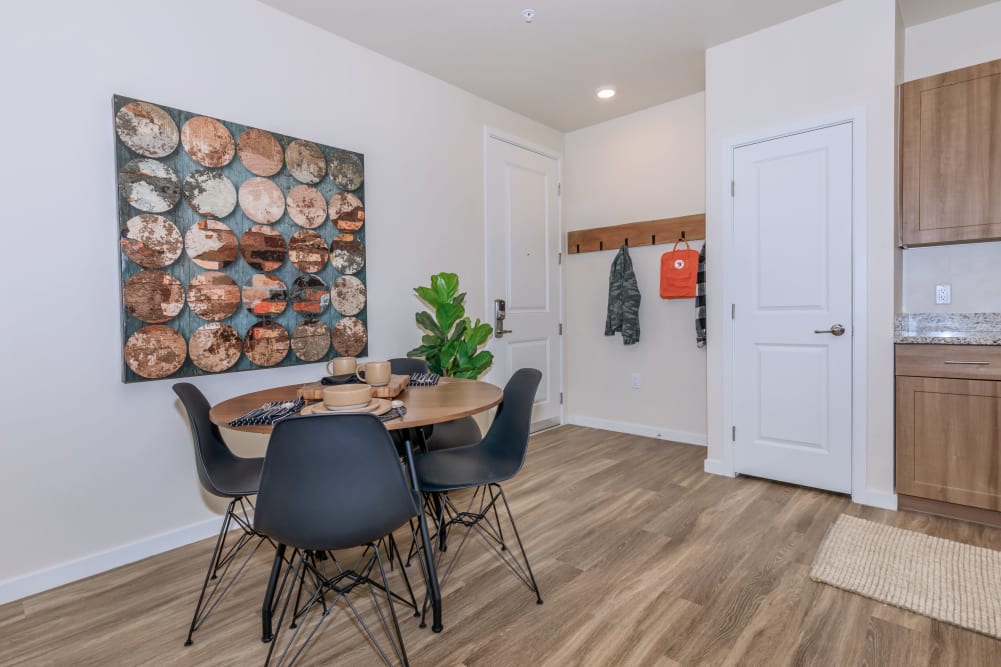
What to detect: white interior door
<box><xmin>485</xmin><ymin>134</ymin><xmax>562</xmax><ymax>430</ymax></box>
<box><xmin>731</xmin><ymin>123</ymin><xmax>853</xmax><ymax>493</ymax></box>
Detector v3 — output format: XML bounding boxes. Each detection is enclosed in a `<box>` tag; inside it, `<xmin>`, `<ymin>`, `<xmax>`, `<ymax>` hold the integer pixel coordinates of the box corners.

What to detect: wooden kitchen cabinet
<box><xmin>900</xmin><ymin>57</ymin><xmax>1001</xmax><ymax>246</ymax></box>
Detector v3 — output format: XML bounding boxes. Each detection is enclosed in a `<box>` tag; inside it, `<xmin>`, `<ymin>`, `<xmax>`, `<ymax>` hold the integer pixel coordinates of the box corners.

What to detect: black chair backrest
<box><xmin>480</xmin><ymin>368</ymin><xmax>542</xmax><ymax>470</ymax></box>
<box><xmin>254</xmin><ymin>413</ymin><xmax>418</xmax><ymax>551</ymax></box>
<box><xmin>389</xmin><ymin>357</ymin><xmax>429</xmax><ymax>376</ymax></box>
<box><xmin>173</xmin><ymin>382</ymin><xmax>243</xmax><ymax>498</ymax></box>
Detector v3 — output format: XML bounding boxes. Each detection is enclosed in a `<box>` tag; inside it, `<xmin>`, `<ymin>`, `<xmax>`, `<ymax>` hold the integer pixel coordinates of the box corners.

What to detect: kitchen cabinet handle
<box><xmin>943</xmin><ymin>360</ymin><xmax>990</xmax><ymax>365</ymax></box>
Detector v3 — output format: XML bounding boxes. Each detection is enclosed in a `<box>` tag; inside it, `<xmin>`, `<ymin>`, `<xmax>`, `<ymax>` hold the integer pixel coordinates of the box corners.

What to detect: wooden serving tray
<box><xmin>298</xmin><ymin>374</ymin><xmax>410</xmax><ymax>401</ymax></box>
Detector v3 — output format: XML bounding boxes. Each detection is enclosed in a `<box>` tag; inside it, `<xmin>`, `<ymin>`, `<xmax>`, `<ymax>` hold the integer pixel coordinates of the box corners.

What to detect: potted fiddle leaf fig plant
<box><xmin>407</xmin><ymin>272</ymin><xmax>494</xmax><ymax>378</ymax></box>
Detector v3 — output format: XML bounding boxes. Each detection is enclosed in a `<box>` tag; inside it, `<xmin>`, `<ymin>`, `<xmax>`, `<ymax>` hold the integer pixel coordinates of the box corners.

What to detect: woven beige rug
<box><xmin>810</xmin><ymin>514</ymin><xmax>1001</xmax><ymax>639</ymax></box>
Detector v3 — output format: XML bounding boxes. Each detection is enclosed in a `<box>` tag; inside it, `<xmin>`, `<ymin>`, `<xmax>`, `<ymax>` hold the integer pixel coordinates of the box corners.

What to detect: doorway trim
<box><xmin>482</xmin><ymin>127</ymin><xmax>566</xmax><ymax>427</ymax></box>
<box><xmin>715</xmin><ymin>109</ymin><xmax>874</xmax><ymax>507</ymax></box>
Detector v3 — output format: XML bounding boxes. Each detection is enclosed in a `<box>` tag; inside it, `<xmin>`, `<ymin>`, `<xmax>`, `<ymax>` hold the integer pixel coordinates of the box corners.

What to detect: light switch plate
<box><xmin>935</xmin><ymin>284</ymin><xmax>951</xmax><ymax>305</ymax></box>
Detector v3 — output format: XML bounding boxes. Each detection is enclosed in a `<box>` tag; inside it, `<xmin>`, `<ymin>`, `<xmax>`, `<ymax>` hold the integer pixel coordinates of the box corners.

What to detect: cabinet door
<box><xmin>896</xmin><ymin>376</ymin><xmax>1001</xmax><ymax>510</ymax></box>
<box><xmin>901</xmin><ymin>59</ymin><xmax>1001</xmax><ymax>246</ymax></box>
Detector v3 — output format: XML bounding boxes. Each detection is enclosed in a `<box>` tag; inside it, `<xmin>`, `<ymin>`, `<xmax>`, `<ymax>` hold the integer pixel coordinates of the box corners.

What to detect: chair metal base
<box><xmin>185</xmin><ymin>496</ymin><xmax>268</xmax><ymax>646</ymax></box>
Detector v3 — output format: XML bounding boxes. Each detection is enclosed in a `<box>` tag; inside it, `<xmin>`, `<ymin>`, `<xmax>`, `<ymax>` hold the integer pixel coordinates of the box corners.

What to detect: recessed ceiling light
<box><xmin>596</xmin><ymin>86</ymin><xmax>616</xmax><ymax>99</ymax></box>
<box><xmin>522</xmin><ymin>9</ymin><xmax>535</xmax><ymax>23</ymax></box>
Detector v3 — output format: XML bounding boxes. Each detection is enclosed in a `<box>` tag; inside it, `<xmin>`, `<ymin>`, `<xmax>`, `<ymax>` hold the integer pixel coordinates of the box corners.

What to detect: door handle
<box><xmin>814</xmin><ymin>324</ymin><xmax>846</xmax><ymax>336</ymax></box>
<box><xmin>494</xmin><ymin>298</ymin><xmax>513</xmax><ymax>338</ymax></box>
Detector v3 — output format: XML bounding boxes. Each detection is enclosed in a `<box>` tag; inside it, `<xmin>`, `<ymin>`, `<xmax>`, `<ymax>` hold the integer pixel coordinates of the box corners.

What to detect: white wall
<box><xmin>704</xmin><ymin>0</ymin><xmax>898</xmax><ymax>505</ymax></box>
<box><xmin>563</xmin><ymin>93</ymin><xmax>707</xmax><ymax>444</ymax></box>
<box><xmin>0</xmin><ymin>0</ymin><xmax>561</xmax><ymax>601</ymax></box>
<box><xmin>901</xmin><ymin>2</ymin><xmax>1001</xmax><ymax>314</ymax></box>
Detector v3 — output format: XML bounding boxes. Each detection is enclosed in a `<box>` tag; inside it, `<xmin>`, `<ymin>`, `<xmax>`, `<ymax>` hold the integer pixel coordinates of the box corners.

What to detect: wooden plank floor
<box><xmin>2</xmin><ymin>425</ymin><xmax>1000</xmax><ymax>666</ymax></box>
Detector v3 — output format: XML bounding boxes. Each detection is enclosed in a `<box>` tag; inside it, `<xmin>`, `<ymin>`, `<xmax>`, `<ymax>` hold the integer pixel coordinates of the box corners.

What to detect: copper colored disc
<box><xmin>123</xmin><ymin>269</ymin><xmax>185</xmax><ymax>323</ymax></box>
<box><xmin>189</xmin><ymin>322</ymin><xmax>242</xmax><ymax>372</ymax></box>
<box><xmin>181</xmin><ymin>116</ymin><xmax>235</xmax><ymax>167</ymax></box>
<box><xmin>287</xmin><ymin>185</ymin><xmax>327</xmax><ymax>229</ymax></box>
<box><xmin>239</xmin><ymin>177</ymin><xmax>285</xmax><ymax>224</ymax></box>
<box><xmin>330</xmin><ymin>236</ymin><xmax>365</xmax><ymax>275</ymax></box>
<box><xmin>242</xmin><ymin>273</ymin><xmax>287</xmax><ymax>318</ymax></box>
<box><xmin>332</xmin><ymin>316</ymin><xmax>367</xmax><ymax>356</ymax></box>
<box><xmin>286</xmin><ymin>139</ymin><xmax>326</xmax><ymax>184</ymax></box>
<box><xmin>245</xmin><ymin>321</ymin><xmax>290</xmax><ymax>367</ymax></box>
<box><xmin>119</xmin><ymin>158</ymin><xmax>180</xmax><ymax>213</ymax></box>
<box><xmin>237</xmin><ymin>128</ymin><xmax>283</xmax><ymax>176</ymax></box>
<box><xmin>121</xmin><ymin>214</ymin><xmax>183</xmax><ymax>268</ymax></box>
<box><xmin>125</xmin><ymin>325</ymin><xmax>187</xmax><ymax>379</ymax></box>
<box><xmin>291</xmin><ymin>275</ymin><xmax>329</xmax><ymax>316</ymax></box>
<box><xmin>241</xmin><ymin>225</ymin><xmax>287</xmax><ymax>271</ymax></box>
<box><xmin>330</xmin><ymin>275</ymin><xmax>366</xmax><ymax>316</ymax></box>
<box><xmin>185</xmin><ymin>219</ymin><xmax>239</xmax><ymax>270</ymax></box>
<box><xmin>329</xmin><ymin>192</ymin><xmax>365</xmax><ymax>232</ymax></box>
<box><xmin>291</xmin><ymin>319</ymin><xmax>330</xmax><ymax>362</ymax></box>
<box><xmin>115</xmin><ymin>101</ymin><xmax>178</xmax><ymax>158</ymax></box>
<box><xmin>328</xmin><ymin>149</ymin><xmax>364</xmax><ymax>191</ymax></box>
<box><xmin>183</xmin><ymin>169</ymin><xmax>237</xmax><ymax>218</ymax></box>
<box><xmin>187</xmin><ymin>271</ymin><xmax>240</xmax><ymax>321</ymax></box>
<box><xmin>288</xmin><ymin>230</ymin><xmax>329</xmax><ymax>273</ymax></box>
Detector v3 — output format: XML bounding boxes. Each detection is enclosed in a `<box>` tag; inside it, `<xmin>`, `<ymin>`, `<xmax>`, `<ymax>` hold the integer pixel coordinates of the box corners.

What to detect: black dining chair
<box><xmin>173</xmin><ymin>382</ymin><xmax>270</xmax><ymax>647</ymax></box>
<box><xmin>254</xmin><ymin>413</ymin><xmax>425</xmax><ymax>666</ymax></box>
<box><xmin>389</xmin><ymin>357</ymin><xmax>484</xmax><ymax>451</ymax></box>
<box><xmin>411</xmin><ymin>368</ymin><xmax>543</xmax><ymax>626</ymax></box>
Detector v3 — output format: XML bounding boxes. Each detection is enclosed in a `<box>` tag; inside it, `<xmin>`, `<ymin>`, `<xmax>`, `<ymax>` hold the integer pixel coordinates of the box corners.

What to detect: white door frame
<box><xmin>482</xmin><ymin>127</ymin><xmax>565</xmax><ymax>427</ymax></box>
<box><xmin>717</xmin><ymin>109</ymin><xmax>871</xmax><ymax>506</ymax></box>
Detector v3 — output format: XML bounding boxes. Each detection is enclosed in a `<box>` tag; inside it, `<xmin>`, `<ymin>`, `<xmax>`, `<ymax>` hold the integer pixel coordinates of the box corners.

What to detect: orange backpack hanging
<box><xmin>660</xmin><ymin>239</ymin><xmax>699</xmax><ymax>299</ymax></box>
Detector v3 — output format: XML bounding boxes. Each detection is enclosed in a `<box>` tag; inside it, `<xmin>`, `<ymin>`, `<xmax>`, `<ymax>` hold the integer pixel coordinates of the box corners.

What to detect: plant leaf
<box><xmin>435</xmin><ymin>302</ymin><xmax>464</xmax><ymax>337</ymax></box>
<box><xmin>415</xmin><ymin>311</ymin><xmax>443</xmax><ymax>338</ymax></box>
<box><xmin>448</xmin><ymin>318</ymin><xmax>468</xmax><ymax>343</ymax></box>
<box><xmin>414</xmin><ymin>285</ymin><xmax>443</xmax><ymax>310</ymax></box>
<box><xmin>452</xmin><ymin>291</ymin><xmax>467</xmax><ymax>306</ymax></box>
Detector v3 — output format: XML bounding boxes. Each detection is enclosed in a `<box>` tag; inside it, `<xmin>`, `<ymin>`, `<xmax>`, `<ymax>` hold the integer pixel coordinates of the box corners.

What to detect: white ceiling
<box><xmin>262</xmin><ymin>0</ymin><xmax>999</xmax><ymax>132</ymax></box>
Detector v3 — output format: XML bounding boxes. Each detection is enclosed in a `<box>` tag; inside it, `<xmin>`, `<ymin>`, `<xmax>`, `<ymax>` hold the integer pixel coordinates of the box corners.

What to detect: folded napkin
<box><xmin>378</xmin><ymin>405</ymin><xmax>407</xmax><ymax>422</ymax></box>
<box><xmin>409</xmin><ymin>371</ymin><xmax>440</xmax><ymax>387</ymax></box>
<box><xmin>228</xmin><ymin>397</ymin><xmax>305</xmax><ymax>427</ymax></box>
<box><xmin>320</xmin><ymin>373</ymin><xmax>363</xmax><ymax>386</ymax></box>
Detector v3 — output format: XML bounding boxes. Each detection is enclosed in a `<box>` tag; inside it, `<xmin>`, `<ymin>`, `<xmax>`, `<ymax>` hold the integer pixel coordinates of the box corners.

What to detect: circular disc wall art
<box><xmin>119</xmin><ymin>158</ymin><xmax>180</xmax><ymax>213</ymax></box>
<box><xmin>332</xmin><ymin>316</ymin><xmax>367</xmax><ymax>356</ymax></box>
<box><xmin>123</xmin><ymin>269</ymin><xmax>185</xmax><ymax>323</ymax></box>
<box><xmin>187</xmin><ymin>271</ymin><xmax>240</xmax><ymax>321</ymax></box>
<box><xmin>125</xmin><ymin>325</ymin><xmax>187</xmax><ymax>379</ymax></box>
<box><xmin>288</xmin><ymin>230</ymin><xmax>329</xmax><ymax>273</ymax></box>
<box><xmin>115</xmin><ymin>101</ymin><xmax>178</xmax><ymax>158</ymax></box>
<box><xmin>242</xmin><ymin>274</ymin><xmax>287</xmax><ymax>318</ymax></box>
<box><xmin>120</xmin><ymin>214</ymin><xmax>183</xmax><ymax>268</ymax></box>
<box><xmin>181</xmin><ymin>116</ymin><xmax>235</xmax><ymax>167</ymax></box>
<box><xmin>185</xmin><ymin>219</ymin><xmax>239</xmax><ymax>269</ymax></box>
<box><xmin>330</xmin><ymin>275</ymin><xmax>366</xmax><ymax>316</ymax></box>
<box><xmin>329</xmin><ymin>192</ymin><xmax>365</xmax><ymax>232</ymax></box>
<box><xmin>328</xmin><ymin>149</ymin><xmax>364</xmax><ymax>191</ymax></box>
<box><xmin>330</xmin><ymin>236</ymin><xmax>365</xmax><ymax>275</ymax></box>
<box><xmin>239</xmin><ymin>177</ymin><xmax>285</xmax><ymax>224</ymax></box>
<box><xmin>189</xmin><ymin>322</ymin><xmax>242</xmax><ymax>372</ymax></box>
<box><xmin>286</xmin><ymin>139</ymin><xmax>326</xmax><ymax>184</ymax></box>
<box><xmin>241</xmin><ymin>225</ymin><xmax>287</xmax><ymax>271</ymax></box>
<box><xmin>291</xmin><ymin>275</ymin><xmax>329</xmax><ymax>316</ymax></box>
<box><xmin>245</xmin><ymin>321</ymin><xmax>290</xmax><ymax>367</ymax></box>
<box><xmin>287</xmin><ymin>185</ymin><xmax>327</xmax><ymax>229</ymax></box>
<box><xmin>183</xmin><ymin>169</ymin><xmax>237</xmax><ymax>218</ymax></box>
<box><xmin>237</xmin><ymin>128</ymin><xmax>283</xmax><ymax>176</ymax></box>
<box><xmin>291</xmin><ymin>319</ymin><xmax>330</xmax><ymax>362</ymax></box>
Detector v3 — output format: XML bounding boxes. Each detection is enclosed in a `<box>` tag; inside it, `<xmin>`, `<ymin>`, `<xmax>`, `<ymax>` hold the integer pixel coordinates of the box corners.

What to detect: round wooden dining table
<box><xmin>209</xmin><ymin>377</ymin><xmax>503</xmax><ymax>434</ymax></box>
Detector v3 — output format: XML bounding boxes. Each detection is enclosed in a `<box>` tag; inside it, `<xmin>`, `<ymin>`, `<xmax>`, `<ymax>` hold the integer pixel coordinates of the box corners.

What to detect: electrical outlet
<box><xmin>935</xmin><ymin>284</ymin><xmax>952</xmax><ymax>305</ymax></box>
<box><xmin>631</xmin><ymin>373</ymin><xmax>640</xmax><ymax>389</ymax></box>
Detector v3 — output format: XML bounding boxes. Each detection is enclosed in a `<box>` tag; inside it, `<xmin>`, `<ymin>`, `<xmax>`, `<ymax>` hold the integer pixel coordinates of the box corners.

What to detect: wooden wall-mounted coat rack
<box><xmin>567</xmin><ymin>213</ymin><xmax>705</xmax><ymax>254</ymax></box>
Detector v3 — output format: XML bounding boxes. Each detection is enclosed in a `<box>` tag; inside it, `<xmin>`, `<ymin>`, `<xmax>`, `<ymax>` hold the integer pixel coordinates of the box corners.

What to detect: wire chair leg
<box><xmin>495</xmin><ymin>485</ymin><xmax>543</xmax><ymax>604</ymax></box>
<box><xmin>185</xmin><ymin>498</ymin><xmax>235</xmax><ymax>646</ymax></box>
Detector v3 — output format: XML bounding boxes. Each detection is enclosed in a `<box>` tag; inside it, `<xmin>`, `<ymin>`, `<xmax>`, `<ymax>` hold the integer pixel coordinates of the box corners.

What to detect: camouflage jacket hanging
<box><xmin>604</xmin><ymin>244</ymin><xmax>641</xmax><ymax>345</ymax></box>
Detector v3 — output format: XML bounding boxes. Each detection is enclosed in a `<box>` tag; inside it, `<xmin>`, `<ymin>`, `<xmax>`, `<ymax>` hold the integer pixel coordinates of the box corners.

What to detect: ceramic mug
<box><xmin>356</xmin><ymin>360</ymin><xmax>392</xmax><ymax>386</ymax></box>
<box><xmin>327</xmin><ymin>356</ymin><xmax>357</xmax><ymax>376</ymax></box>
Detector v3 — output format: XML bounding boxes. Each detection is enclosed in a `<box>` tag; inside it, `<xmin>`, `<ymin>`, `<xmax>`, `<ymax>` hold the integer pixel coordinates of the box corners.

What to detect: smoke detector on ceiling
<box><xmin>522</xmin><ymin>9</ymin><xmax>536</xmax><ymax>23</ymax></box>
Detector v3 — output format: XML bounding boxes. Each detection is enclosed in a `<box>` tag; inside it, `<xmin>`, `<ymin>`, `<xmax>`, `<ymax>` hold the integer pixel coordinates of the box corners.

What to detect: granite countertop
<box><xmin>895</xmin><ymin>313</ymin><xmax>1001</xmax><ymax>345</ymax></box>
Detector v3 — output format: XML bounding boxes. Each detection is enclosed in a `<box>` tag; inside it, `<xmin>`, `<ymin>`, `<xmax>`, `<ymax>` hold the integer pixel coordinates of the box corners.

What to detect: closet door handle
<box><xmin>943</xmin><ymin>360</ymin><xmax>990</xmax><ymax>365</ymax></box>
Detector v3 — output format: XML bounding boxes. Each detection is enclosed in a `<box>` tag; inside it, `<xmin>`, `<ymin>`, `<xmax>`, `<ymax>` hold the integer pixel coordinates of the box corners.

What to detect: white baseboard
<box><xmin>852</xmin><ymin>489</ymin><xmax>898</xmax><ymax>511</ymax></box>
<box><xmin>0</xmin><ymin>515</ymin><xmax>227</xmax><ymax>606</ymax></box>
<box><xmin>703</xmin><ymin>458</ymin><xmax>736</xmax><ymax>477</ymax></box>
<box><xmin>567</xmin><ymin>415</ymin><xmax>707</xmax><ymax>447</ymax></box>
